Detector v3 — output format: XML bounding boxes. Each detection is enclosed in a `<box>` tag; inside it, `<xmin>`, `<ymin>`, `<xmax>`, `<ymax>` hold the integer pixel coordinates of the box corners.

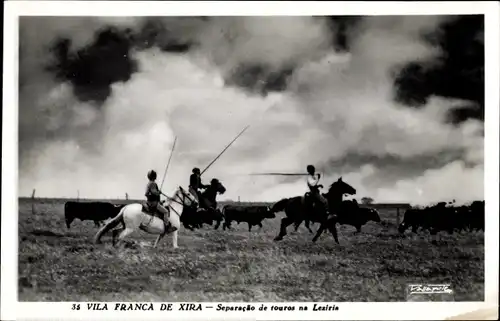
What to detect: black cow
<box><xmin>465</xmin><ymin>201</ymin><xmax>485</xmax><ymax>231</ymax></box>
<box><xmin>398</xmin><ymin>205</ymin><xmax>454</xmax><ymax>235</ymax></box>
<box><xmin>337</xmin><ymin>206</ymin><xmax>382</xmax><ymax>232</ymax></box>
<box><xmin>64</xmin><ymin>201</ymin><xmax>126</xmax><ymax>229</ymax></box>
<box><xmin>222</xmin><ymin>204</ymin><xmax>276</xmax><ymax>232</ymax></box>
<box><xmin>398</xmin><ymin>208</ymin><xmax>428</xmax><ymax>234</ymax></box>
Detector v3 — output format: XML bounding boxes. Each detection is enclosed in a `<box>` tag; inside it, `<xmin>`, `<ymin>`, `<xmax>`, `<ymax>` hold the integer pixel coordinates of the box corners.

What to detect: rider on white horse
<box><xmin>145</xmin><ymin>169</ymin><xmax>170</xmax><ymax>221</ymax></box>
<box><xmin>305</xmin><ymin>165</ymin><xmax>330</xmax><ymax>216</ymax></box>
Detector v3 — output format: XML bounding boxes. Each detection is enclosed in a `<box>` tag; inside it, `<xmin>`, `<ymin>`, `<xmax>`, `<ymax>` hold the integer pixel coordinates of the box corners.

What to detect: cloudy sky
<box><xmin>18</xmin><ymin>15</ymin><xmax>485</xmax><ymax>205</ymax></box>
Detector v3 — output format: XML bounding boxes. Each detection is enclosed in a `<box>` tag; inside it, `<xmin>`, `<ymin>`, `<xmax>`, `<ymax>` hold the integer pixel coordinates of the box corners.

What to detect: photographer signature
<box><xmin>408</xmin><ymin>284</ymin><xmax>453</xmax><ymax>294</ymax></box>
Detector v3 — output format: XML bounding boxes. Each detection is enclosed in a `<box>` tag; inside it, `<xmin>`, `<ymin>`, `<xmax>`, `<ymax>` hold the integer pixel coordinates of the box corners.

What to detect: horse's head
<box><xmin>328</xmin><ymin>177</ymin><xmax>356</xmax><ymax>197</ymax></box>
<box><xmin>210</xmin><ymin>178</ymin><xmax>226</xmax><ymax>195</ymax></box>
<box><xmin>173</xmin><ymin>186</ymin><xmax>198</xmax><ymax>208</ymax></box>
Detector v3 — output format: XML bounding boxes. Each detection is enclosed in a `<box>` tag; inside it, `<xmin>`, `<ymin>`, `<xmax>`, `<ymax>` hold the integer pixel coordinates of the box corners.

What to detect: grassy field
<box><xmin>18</xmin><ymin>198</ymin><xmax>484</xmax><ymax>302</ymax></box>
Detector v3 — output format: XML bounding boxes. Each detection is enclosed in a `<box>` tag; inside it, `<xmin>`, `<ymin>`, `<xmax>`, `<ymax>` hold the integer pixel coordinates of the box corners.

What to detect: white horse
<box><xmin>93</xmin><ymin>186</ymin><xmax>198</xmax><ymax>249</ymax></box>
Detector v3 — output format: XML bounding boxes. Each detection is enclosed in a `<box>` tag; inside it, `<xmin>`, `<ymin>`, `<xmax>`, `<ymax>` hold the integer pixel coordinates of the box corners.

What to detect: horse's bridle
<box><xmin>164</xmin><ymin>187</ymin><xmax>197</xmax><ymax>217</ymax></box>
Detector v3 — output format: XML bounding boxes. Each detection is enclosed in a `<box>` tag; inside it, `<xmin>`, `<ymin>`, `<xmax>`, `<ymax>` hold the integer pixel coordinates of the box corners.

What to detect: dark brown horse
<box><xmin>180</xmin><ymin>178</ymin><xmax>226</xmax><ymax>230</ymax></box>
<box><xmin>272</xmin><ymin>177</ymin><xmax>356</xmax><ymax>244</ymax></box>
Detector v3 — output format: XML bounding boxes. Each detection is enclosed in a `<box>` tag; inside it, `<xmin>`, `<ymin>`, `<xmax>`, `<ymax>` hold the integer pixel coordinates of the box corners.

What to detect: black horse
<box><xmin>296</xmin><ymin>200</ymin><xmax>382</xmax><ymax>234</ymax></box>
<box><xmin>181</xmin><ymin>178</ymin><xmax>226</xmax><ymax>230</ymax></box>
<box><xmin>198</xmin><ymin>178</ymin><xmax>226</xmax><ymax>229</ymax></box>
<box><xmin>272</xmin><ymin>177</ymin><xmax>356</xmax><ymax>244</ymax></box>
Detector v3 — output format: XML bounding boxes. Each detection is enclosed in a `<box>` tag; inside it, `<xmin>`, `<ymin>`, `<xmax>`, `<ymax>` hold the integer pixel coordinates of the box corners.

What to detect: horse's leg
<box><xmin>112</xmin><ymin>228</ymin><xmax>124</xmax><ymax>246</ymax></box>
<box><xmin>248</xmin><ymin>223</ymin><xmax>252</xmax><ymax>232</ymax></box>
<box><xmin>312</xmin><ymin>221</ymin><xmax>327</xmax><ymax>243</ymax></box>
<box><xmin>153</xmin><ymin>233</ymin><xmax>165</xmax><ymax>248</ymax></box>
<box><xmin>258</xmin><ymin>222</ymin><xmax>263</xmax><ymax>230</ymax></box>
<box><xmin>185</xmin><ymin>222</ymin><xmax>195</xmax><ymax>231</ymax></box>
<box><xmin>305</xmin><ymin>220</ymin><xmax>314</xmax><ymax>234</ymax></box>
<box><xmin>326</xmin><ymin>220</ymin><xmax>340</xmax><ymax>244</ymax></box>
<box><xmin>214</xmin><ymin>219</ymin><xmax>221</xmax><ymax>230</ymax></box>
<box><xmin>294</xmin><ymin>219</ymin><xmax>303</xmax><ymax>232</ymax></box>
<box><xmin>171</xmin><ymin>230</ymin><xmax>179</xmax><ymax>249</ymax></box>
<box><xmin>115</xmin><ymin>227</ymin><xmax>134</xmax><ymax>247</ymax></box>
<box><xmin>274</xmin><ymin>217</ymin><xmax>293</xmax><ymax>241</ymax></box>
<box><xmin>355</xmin><ymin>225</ymin><xmax>362</xmax><ymax>234</ymax></box>
<box><xmin>94</xmin><ymin>220</ymin><xmax>100</xmax><ymax>227</ymax></box>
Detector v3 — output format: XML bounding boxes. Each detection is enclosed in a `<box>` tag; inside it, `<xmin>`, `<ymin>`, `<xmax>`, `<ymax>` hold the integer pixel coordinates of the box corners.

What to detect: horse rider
<box><xmin>145</xmin><ymin>169</ymin><xmax>170</xmax><ymax>221</ymax></box>
<box><xmin>189</xmin><ymin>167</ymin><xmax>209</xmax><ymax>208</ymax></box>
<box><xmin>305</xmin><ymin>165</ymin><xmax>330</xmax><ymax>216</ymax></box>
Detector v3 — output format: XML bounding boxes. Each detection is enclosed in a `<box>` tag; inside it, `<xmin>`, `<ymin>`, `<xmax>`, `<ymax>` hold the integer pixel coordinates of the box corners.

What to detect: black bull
<box><xmin>222</xmin><ymin>204</ymin><xmax>276</xmax><ymax>232</ymax></box>
<box><xmin>64</xmin><ymin>201</ymin><xmax>126</xmax><ymax>229</ymax></box>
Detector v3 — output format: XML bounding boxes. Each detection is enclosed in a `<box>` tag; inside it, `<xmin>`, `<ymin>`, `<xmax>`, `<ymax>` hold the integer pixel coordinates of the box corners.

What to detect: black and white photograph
<box><xmin>2</xmin><ymin>1</ymin><xmax>499</xmax><ymax>320</ymax></box>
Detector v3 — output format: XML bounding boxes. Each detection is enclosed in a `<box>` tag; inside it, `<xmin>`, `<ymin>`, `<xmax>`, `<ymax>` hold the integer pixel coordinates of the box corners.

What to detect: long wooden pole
<box><xmin>160</xmin><ymin>136</ymin><xmax>177</xmax><ymax>191</ymax></box>
<box><xmin>248</xmin><ymin>172</ymin><xmax>308</xmax><ymax>176</ymax></box>
<box><xmin>201</xmin><ymin>125</ymin><xmax>250</xmax><ymax>175</ymax></box>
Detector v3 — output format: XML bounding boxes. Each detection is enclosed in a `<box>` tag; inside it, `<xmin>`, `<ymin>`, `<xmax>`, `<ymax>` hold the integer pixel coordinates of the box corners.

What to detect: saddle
<box><xmin>142</xmin><ymin>202</ymin><xmax>164</xmax><ymax>219</ymax></box>
<box><xmin>303</xmin><ymin>192</ymin><xmax>315</xmax><ymax>209</ymax></box>
<box><xmin>304</xmin><ymin>192</ymin><xmax>328</xmax><ymax>217</ymax></box>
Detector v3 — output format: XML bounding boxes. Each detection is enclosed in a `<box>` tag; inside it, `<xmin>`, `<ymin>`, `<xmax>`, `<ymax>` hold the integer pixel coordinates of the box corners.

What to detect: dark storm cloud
<box><xmin>132</xmin><ymin>17</ymin><xmax>201</xmax><ymax>52</ymax></box>
<box><xmin>393</xmin><ymin>15</ymin><xmax>484</xmax><ymax>124</ymax></box>
<box><xmin>220</xmin><ymin>16</ymin><xmax>363</xmax><ymax>96</ymax></box>
<box><xmin>320</xmin><ymin>149</ymin><xmax>472</xmax><ymax>187</ymax></box>
<box><xmin>324</xmin><ymin>16</ymin><xmax>363</xmax><ymax>52</ymax></box>
<box><xmin>48</xmin><ymin>27</ymin><xmax>138</xmax><ymax>104</ymax></box>
<box><xmin>28</xmin><ymin>15</ymin><xmax>486</xmax><ymax>118</ymax></box>
<box><xmin>275</xmin><ymin>148</ymin><xmax>469</xmax><ymax>187</ymax></box>
<box><xmin>45</xmin><ymin>18</ymin><xmax>203</xmax><ymax>105</ymax></box>
<box><xmin>224</xmin><ymin>63</ymin><xmax>295</xmax><ymax>96</ymax></box>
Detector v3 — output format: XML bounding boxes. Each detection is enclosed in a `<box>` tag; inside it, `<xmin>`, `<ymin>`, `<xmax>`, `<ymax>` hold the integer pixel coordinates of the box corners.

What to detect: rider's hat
<box><xmin>147</xmin><ymin>170</ymin><xmax>157</xmax><ymax>180</ymax></box>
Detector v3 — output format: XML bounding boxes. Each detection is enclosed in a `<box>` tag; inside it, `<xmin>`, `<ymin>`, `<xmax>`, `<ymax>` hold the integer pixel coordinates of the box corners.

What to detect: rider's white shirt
<box><xmin>307</xmin><ymin>174</ymin><xmax>320</xmax><ymax>190</ymax></box>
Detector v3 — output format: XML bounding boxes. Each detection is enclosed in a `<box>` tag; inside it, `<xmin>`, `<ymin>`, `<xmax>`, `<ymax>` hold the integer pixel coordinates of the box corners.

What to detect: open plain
<box><xmin>18</xmin><ymin>198</ymin><xmax>484</xmax><ymax>302</ymax></box>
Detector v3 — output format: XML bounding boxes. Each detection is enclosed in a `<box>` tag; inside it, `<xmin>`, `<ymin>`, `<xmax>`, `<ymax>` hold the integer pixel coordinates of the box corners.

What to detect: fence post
<box><xmin>77</xmin><ymin>190</ymin><xmax>80</xmax><ymax>201</ymax></box>
<box><xmin>238</xmin><ymin>196</ymin><xmax>241</xmax><ymax>203</ymax></box>
<box><xmin>396</xmin><ymin>207</ymin><xmax>400</xmax><ymax>226</ymax></box>
<box><xmin>31</xmin><ymin>189</ymin><xmax>36</xmax><ymax>214</ymax></box>
<box><xmin>125</xmin><ymin>193</ymin><xmax>129</xmax><ymax>200</ymax></box>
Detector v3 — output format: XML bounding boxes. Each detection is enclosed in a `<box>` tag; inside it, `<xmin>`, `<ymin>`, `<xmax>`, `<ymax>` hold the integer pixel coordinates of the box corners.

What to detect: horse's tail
<box><xmin>270</xmin><ymin>198</ymin><xmax>290</xmax><ymax>213</ymax></box>
<box><xmin>93</xmin><ymin>206</ymin><xmax>126</xmax><ymax>244</ymax></box>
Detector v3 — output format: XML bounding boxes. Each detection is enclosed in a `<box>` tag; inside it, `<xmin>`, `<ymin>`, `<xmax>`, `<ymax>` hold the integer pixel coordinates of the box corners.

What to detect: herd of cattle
<box><xmin>398</xmin><ymin>201</ymin><xmax>485</xmax><ymax>235</ymax></box>
<box><xmin>63</xmin><ymin>199</ymin><xmax>485</xmax><ymax>238</ymax></box>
